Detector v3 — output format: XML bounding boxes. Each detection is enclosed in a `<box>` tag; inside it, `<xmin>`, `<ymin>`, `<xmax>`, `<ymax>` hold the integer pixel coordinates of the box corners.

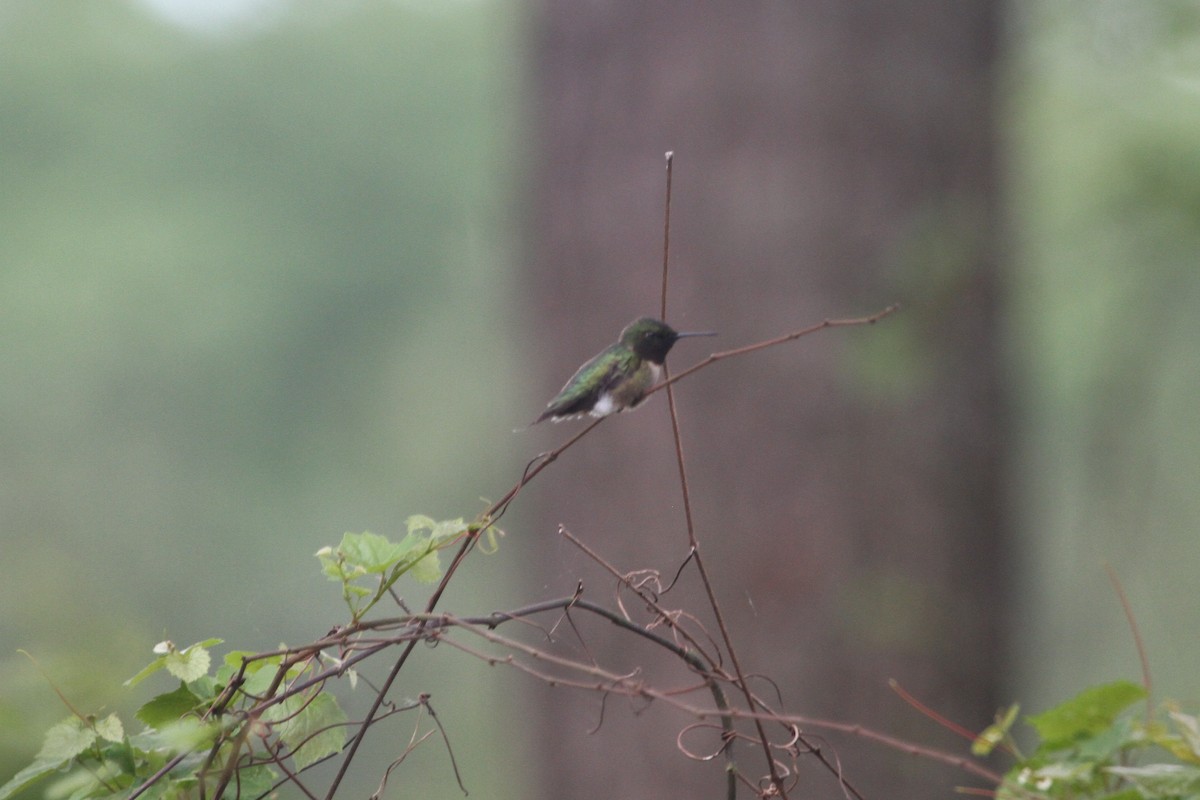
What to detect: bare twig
<box><xmin>421</xmin><ymin>694</ymin><xmax>469</xmax><ymax>796</ymax></box>
<box><xmin>432</xmin><ymin>604</ymin><xmax>999</xmax><ymax>788</ymax></box>
<box><xmin>888</xmin><ymin>679</ymin><xmax>986</xmax><ymax>747</ymax></box>
<box><xmin>660</xmin><ymin>151</ymin><xmax>674</xmax><ymax>322</ymax></box>
<box><xmin>1105</xmin><ymin>563</ymin><xmax>1153</xmax><ymax>725</ymax></box>
<box><xmin>647</xmin><ymin>304</ymin><xmax>901</xmax><ymax>404</ymax></box>
<box><xmin>558</xmin><ymin>525</ymin><xmax>723</xmax><ymax>675</ymax></box>
<box><xmin>657</xmin><ymin>151</ymin><xmax>846</xmax><ymax>800</ymax></box>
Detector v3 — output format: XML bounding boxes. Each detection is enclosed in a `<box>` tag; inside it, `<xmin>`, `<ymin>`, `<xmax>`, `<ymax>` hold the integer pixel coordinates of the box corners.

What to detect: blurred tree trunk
<box><xmin>524</xmin><ymin>3</ymin><xmax>1006</xmax><ymax>798</ymax></box>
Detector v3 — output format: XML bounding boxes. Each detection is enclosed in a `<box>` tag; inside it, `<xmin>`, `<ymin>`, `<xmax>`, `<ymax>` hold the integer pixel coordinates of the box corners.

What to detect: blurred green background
<box><xmin>1009</xmin><ymin>1</ymin><xmax>1200</xmax><ymax>708</ymax></box>
<box><xmin>1</xmin><ymin>1</ymin><xmax>1198</xmax><ymax>798</ymax></box>
<box><xmin>0</xmin><ymin>2</ymin><xmax>528</xmax><ymax>797</ymax></box>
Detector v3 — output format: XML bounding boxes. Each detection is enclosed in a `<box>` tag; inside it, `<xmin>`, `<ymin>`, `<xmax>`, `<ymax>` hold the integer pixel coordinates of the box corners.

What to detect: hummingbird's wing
<box><xmin>534</xmin><ymin>348</ymin><xmax>627</xmax><ymax>423</ymax></box>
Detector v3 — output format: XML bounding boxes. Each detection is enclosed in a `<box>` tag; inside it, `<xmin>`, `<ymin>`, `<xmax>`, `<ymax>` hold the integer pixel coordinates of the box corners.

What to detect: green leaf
<box><xmin>405</xmin><ymin>514</ymin><xmax>437</xmax><ymax>534</ymax></box>
<box><xmin>126</xmin><ymin>658</ymin><xmax>165</xmax><ymax>688</ymax></box>
<box><xmin>1028</xmin><ymin>680</ymin><xmax>1146</xmax><ymax>749</ymax></box>
<box><xmin>409</xmin><ymin>546</ymin><xmax>441</xmax><ymax>583</ymax></box>
<box><xmin>1075</xmin><ymin>714</ymin><xmax>1133</xmax><ymax>761</ymax></box>
<box><xmin>0</xmin><ymin>718</ymin><xmax>98</xmax><ymax>800</ymax></box>
<box><xmin>400</xmin><ymin>516</ymin><xmax>464</xmax><ymax>583</ymax></box>
<box><xmin>1094</xmin><ymin>790</ymin><xmax>1144</xmax><ymax>800</ymax></box>
<box><xmin>222</xmin><ymin>650</ymin><xmax>257</xmax><ymax>668</ymax></box>
<box><xmin>407</xmin><ymin>515</ymin><xmax>465</xmax><ymax>544</ymax></box>
<box><xmin>137</xmin><ymin>683</ymin><xmax>202</xmax><ymax>729</ymax></box>
<box><xmin>320</xmin><ymin>519</ymin><xmax>469</xmax><ymax>612</ymax></box>
<box><xmin>39</xmin><ymin>717</ymin><xmax>96</xmax><ymax>761</ymax></box>
<box><xmin>101</xmin><ymin>737</ymin><xmax>138</xmax><ymax>780</ymax></box>
<box><xmin>186</xmin><ymin>674</ymin><xmax>217</xmax><ymax>700</ymax></box>
<box><xmin>428</xmin><ymin>517</ymin><xmax>466</xmax><ymax>542</ymax></box>
<box><xmin>157</xmin><ymin>717</ymin><xmax>223</xmax><ymax>751</ymax></box>
<box><xmin>215</xmin><ymin>649</ymin><xmax>255</xmax><ymax>685</ymax></box>
<box><xmin>126</xmin><ymin>639</ymin><xmax>222</xmax><ymax>687</ymax></box>
<box><xmin>165</xmin><ymin>644</ymin><xmax>212</xmax><ymax>683</ymax></box>
<box><xmin>0</xmin><ymin>760</ymin><xmax>62</xmax><ymax>800</ymax></box>
<box><xmin>43</xmin><ymin>766</ymin><xmax>106</xmax><ymax>800</ymax></box>
<box><xmin>973</xmin><ymin>703</ymin><xmax>1019</xmax><ymax>756</ymax></box>
<box><xmin>93</xmin><ymin>712</ymin><xmax>124</xmax><ymax>742</ymax></box>
<box><xmin>240</xmin><ymin>657</ymin><xmax>301</xmax><ymax>699</ymax></box>
<box><xmin>265</xmin><ymin>693</ymin><xmax>347</xmax><ymax>770</ymax></box>
<box><xmin>336</xmin><ymin>531</ymin><xmax>408</xmax><ymax>574</ymax></box>
<box><xmin>1170</xmin><ymin>710</ymin><xmax>1200</xmax><ymax>762</ymax></box>
<box><xmin>317</xmin><ymin>547</ymin><xmax>354</xmax><ymax>580</ymax></box>
<box><xmin>230</xmin><ymin>765</ymin><xmax>279</xmax><ymax>799</ymax></box>
<box><xmin>1106</xmin><ymin>763</ymin><xmax>1200</xmax><ymax>794</ymax></box>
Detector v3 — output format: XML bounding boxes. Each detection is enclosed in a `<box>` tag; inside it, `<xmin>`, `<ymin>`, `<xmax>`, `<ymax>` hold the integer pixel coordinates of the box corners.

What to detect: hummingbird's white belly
<box><xmin>589</xmin><ymin>362</ymin><xmax>662</xmax><ymax>417</ymax></box>
<box><xmin>590</xmin><ymin>393</ymin><xmax>618</xmax><ymax>417</ymax></box>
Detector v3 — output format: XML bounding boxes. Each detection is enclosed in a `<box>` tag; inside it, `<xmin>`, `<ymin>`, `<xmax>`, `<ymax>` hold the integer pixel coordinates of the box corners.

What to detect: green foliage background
<box><xmin>0</xmin><ymin>2</ymin><xmax>528</xmax><ymax>797</ymax></box>
<box><xmin>1010</xmin><ymin>2</ymin><xmax>1200</xmax><ymax>713</ymax></box>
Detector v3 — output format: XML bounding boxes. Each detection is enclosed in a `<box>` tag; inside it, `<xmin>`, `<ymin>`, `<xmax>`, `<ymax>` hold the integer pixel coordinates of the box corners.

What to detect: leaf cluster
<box><xmin>2</xmin><ymin>516</ymin><xmax>472</xmax><ymax>800</ymax></box>
<box><xmin>975</xmin><ymin>681</ymin><xmax>1200</xmax><ymax>799</ymax></box>
<box><xmin>316</xmin><ymin>515</ymin><xmax>472</xmax><ymax>620</ymax></box>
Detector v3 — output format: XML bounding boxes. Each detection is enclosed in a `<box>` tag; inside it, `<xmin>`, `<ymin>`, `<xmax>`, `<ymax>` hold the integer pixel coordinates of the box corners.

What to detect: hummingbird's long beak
<box><xmin>675</xmin><ymin>330</ymin><xmax>717</xmax><ymax>339</ymax></box>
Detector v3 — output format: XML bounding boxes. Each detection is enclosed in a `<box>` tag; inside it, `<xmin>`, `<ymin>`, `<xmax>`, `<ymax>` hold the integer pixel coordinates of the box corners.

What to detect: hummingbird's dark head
<box><xmin>619</xmin><ymin>317</ymin><xmax>715</xmax><ymax>364</ymax></box>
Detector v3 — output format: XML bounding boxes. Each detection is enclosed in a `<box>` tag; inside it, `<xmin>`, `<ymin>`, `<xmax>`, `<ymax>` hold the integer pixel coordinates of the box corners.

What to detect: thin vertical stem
<box><xmin>660</xmin><ymin>151</ymin><xmax>673</xmax><ymax>322</ymax></box>
<box><xmin>658</xmin><ymin>151</ymin><xmax>788</xmax><ymax>800</ymax></box>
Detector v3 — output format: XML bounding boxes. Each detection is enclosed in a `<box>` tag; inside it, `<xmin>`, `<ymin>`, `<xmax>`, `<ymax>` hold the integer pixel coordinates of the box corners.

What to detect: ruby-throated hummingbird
<box><xmin>533</xmin><ymin>317</ymin><xmax>715</xmax><ymax>424</ymax></box>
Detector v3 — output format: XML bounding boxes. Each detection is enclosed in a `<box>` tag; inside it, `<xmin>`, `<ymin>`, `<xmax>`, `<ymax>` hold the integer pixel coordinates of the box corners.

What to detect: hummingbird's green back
<box><xmin>535</xmin><ymin>342</ymin><xmax>637</xmax><ymax>422</ymax></box>
<box><xmin>533</xmin><ymin>316</ymin><xmax>713</xmax><ymax>424</ymax></box>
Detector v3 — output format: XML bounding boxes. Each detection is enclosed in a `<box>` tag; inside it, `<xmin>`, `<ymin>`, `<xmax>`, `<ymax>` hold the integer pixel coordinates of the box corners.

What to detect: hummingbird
<box><xmin>533</xmin><ymin>317</ymin><xmax>715</xmax><ymax>424</ymax></box>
